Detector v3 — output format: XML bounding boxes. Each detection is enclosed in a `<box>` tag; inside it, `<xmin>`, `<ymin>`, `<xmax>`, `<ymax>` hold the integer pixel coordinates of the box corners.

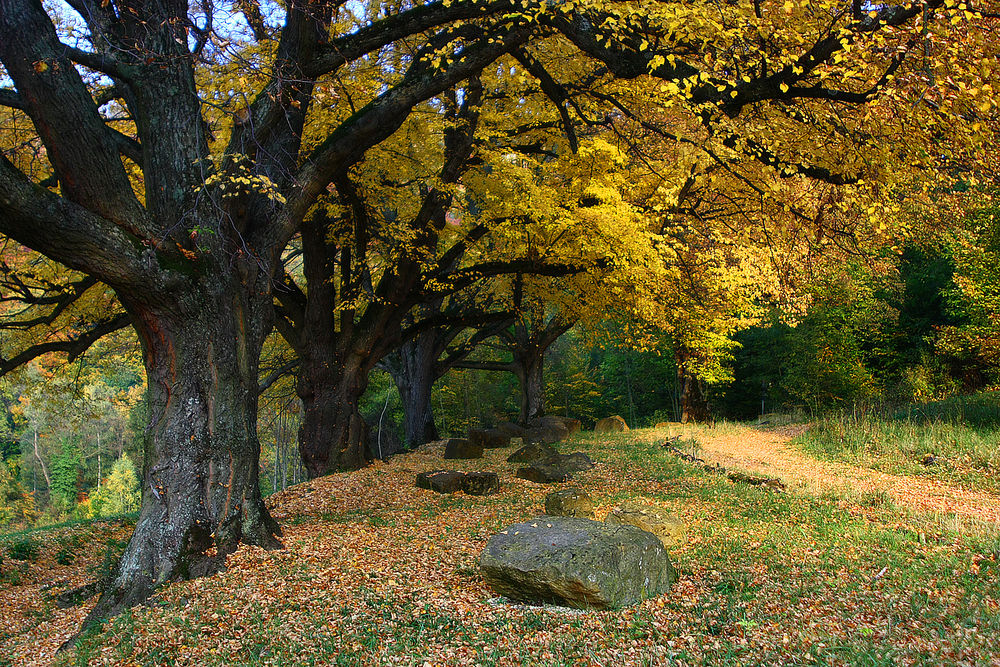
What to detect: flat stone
<box><xmin>479</xmin><ymin>517</ymin><xmax>677</xmax><ymax>609</ymax></box>
<box><xmin>462</xmin><ymin>471</ymin><xmax>500</xmax><ymax>496</ymax></box>
<box><xmin>415</xmin><ymin>470</ymin><xmax>499</xmax><ymax>496</ymax></box>
<box><xmin>415</xmin><ymin>470</ymin><xmax>466</xmax><ymax>494</ymax></box>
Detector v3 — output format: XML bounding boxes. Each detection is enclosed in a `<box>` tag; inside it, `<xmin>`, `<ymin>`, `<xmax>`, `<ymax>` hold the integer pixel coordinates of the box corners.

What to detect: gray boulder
<box><xmin>526</xmin><ymin>416</ymin><xmax>571</xmax><ymax>443</ymax></box>
<box><xmin>443</xmin><ymin>438</ymin><xmax>484</xmax><ymax>459</ymax></box>
<box><xmin>479</xmin><ymin>517</ymin><xmax>677</xmax><ymax>609</ymax></box>
<box><xmin>544</xmin><ymin>488</ymin><xmax>595</xmax><ymax>518</ymax></box>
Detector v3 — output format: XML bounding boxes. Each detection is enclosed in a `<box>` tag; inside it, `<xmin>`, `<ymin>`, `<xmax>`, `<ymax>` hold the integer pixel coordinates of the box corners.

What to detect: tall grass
<box><xmin>795</xmin><ymin>391</ymin><xmax>1000</xmax><ymax>492</ymax></box>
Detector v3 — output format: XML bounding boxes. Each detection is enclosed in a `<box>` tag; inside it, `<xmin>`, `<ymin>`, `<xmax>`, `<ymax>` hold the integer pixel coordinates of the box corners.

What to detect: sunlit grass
<box><xmin>795</xmin><ymin>391</ymin><xmax>1000</xmax><ymax>494</ymax></box>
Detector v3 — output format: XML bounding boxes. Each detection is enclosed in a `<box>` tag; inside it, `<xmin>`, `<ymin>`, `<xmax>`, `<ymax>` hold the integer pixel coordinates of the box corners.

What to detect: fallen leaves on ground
<box><xmin>1</xmin><ymin>426</ymin><xmax>998</xmax><ymax>666</ymax></box>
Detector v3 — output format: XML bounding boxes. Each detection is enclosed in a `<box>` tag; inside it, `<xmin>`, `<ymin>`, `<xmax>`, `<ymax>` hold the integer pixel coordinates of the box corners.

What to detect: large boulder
<box><xmin>594</xmin><ymin>415</ymin><xmax>629</xmax><ymax>433</ymax></box>
<box><xmin>479</xmin><ymin>516</ymin><xmax>677</xmax><ymax>609</ymax></box>
<box><xmin>468</xmin><ymin>428</ymin><xmax>510</xmax><ymax>449</ymax></box>
<box><xmin>556</xmin><ymin>417</ymin><xmax>582</xmax><ymax>435</ymax></box>
<box><xmin>534</xmin><ymin>415</ymin><xmax>582</xmax><ymax>435</ymax></box>
<box><xmin>443</xmin><ymin>438</ymin><xmax>484</xmax><ymax>459</ymax></box>
<box><xmin>544</xmin><ymin>488</ymin><xmax>595</xmax><ymax>518</ymax></box>
<box><xmin>507</xmin><ymin>442</ymin><xmax>558</xmax><ymax>463</ymax></box>
<box><xmin>415</xmin><ymin>470</ymin><xmax>499</xmax><ymax>496</ymax></box>
<box><xmin>605</xmin><ymin>502</ymin><xmax>686</xmax><ymax>548</ymax></box>
<box><xmin>517</xmin><ymin>452</ymin><xmax>595</xmax><ymax>484</ymax></box>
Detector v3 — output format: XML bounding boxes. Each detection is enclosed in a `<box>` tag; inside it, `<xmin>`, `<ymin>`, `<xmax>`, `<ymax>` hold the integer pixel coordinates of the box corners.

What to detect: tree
<box><xmin>1</xmin><ymin>0</ymin><xmax>993</xmax><ymax>628</ymax></box>
<box><xmin>87</xmin><ymin>454</ymin><xmax>141</xmax><ymax>518</ymax></box>
<box><xmin>0</xmin><ymin>458</ymin><xmax>37</xmax><ymax>530</ymax></box>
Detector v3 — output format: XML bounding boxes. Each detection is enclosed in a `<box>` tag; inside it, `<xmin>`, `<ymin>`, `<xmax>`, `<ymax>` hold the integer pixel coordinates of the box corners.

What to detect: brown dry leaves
<box><xmin>1</xmin><ymin>426</ymin><xmax>998</xmax><ymax>666</ymax></box>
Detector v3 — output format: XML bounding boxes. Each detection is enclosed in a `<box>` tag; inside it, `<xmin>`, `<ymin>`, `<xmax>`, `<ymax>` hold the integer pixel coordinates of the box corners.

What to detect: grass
<box><xmin>794</xmin><ymin>391</ymin><xmax>1000</xmax><ymax>494</ymax></box>
<box><xmin>1</xmin><ymin>425</ymin><xmax>999</xmax><ymax>665</ymax></box>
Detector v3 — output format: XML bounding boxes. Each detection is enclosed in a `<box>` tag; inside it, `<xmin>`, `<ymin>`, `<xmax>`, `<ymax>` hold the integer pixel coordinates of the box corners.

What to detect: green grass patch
<box><xmin>795</xmin><ymin>391</ymin><xmax>1000</xmax><ymax>493</ymax></box>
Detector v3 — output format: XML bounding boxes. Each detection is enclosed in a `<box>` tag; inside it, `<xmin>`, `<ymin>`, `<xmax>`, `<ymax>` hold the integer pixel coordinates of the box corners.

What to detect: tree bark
<box><xmin>388</xmin><ymin>334</ymin><xmax>441</xmax><ymax>447</ymax></box>
<box><xmin>84</xmin><ymin>272</ymin><xmax>280</xmax><ymax>626</ymax></box>
<box><xmin>514</xmin><ymin>348</ymin><xmax>546</xmax><ymax>424</ymax></box>
<box><xmin>297</xmin><ymin>355</ymin><xmax>372</xmax><ymax>477</ymax></box>
<box><xmin>676</xmin><ymin>349</ymin><xmax>711</xmax><ymax>424</ymax></box>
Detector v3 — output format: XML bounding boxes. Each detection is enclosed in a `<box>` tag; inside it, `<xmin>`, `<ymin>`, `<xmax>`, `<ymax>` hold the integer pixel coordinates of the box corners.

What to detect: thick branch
<box><xmin>0</xmin><ymin>313</ymin><xmax>131</xmax><ymax>377</ymax></box>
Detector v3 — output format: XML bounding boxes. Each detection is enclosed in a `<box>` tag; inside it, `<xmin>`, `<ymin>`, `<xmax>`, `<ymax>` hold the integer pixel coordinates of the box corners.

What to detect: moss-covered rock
<box><xmin>480</xmin><ymin>517</ymin><xmax>677</xmax><ymax>609</ymax></box>
<box><xmin>544</xmin><ymin>488</ymin><xmax>595</xmax><ymax>518</ymax></box>
<box><xmin>507</xmin><ymin>442</ymin><xmax>558</xmax><ymax>463</ymax></box>
<box><xmin>605</xmin><ymin>502</ymin><xmax>686</xmax><ymax>548</ymax></box>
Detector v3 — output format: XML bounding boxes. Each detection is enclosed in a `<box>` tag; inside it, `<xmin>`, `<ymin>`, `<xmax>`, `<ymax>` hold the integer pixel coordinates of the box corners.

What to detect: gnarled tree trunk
<box><xmin>514</xmin><ymin>348</ymin><xmax>546</xmax><ymax>425</ymax></box>
<box><xmin>676</xmin><ymin>348</ymin><xmax>711</xmax><ymax>424</ymax></box>
<box><xmin>388</xmin><ymin>333</ymin><xmax>441</xmax><ymax>447</ymax></box>
<box><xmin>297</xmin><ymin>355</ymin><xmax>371</xmax><ymax>477</ymax></box>
<box><xmin>86</xmin><ymin>271</ymin><xmax>280</xmax><ymax>625</ymax></box>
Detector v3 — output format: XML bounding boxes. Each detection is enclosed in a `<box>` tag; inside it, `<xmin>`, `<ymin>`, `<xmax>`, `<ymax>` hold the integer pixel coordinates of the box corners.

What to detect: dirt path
<box><xmin>682</xmin><ymin>424</ymin><xmax>1000</xmax><ymax>525</ymax></box>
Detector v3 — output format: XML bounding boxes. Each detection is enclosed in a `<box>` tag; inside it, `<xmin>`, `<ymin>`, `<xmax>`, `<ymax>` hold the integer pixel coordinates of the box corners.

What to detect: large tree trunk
<box><xmin>297</xmin><ymin>355</ymin><xmax>372</xmax><ymax>477</ymax></box>
<box><xmin>676</xmin><ymin>349</ymin><xmax>711</xmax><ymax>424</ymax></box>
<box><xmin>515</xmin><ymin>348</ymin><xmax>545</xmax><ymax>425</ymax></box>
<box><xmin>85</xmin><ymin>274</ymin><xmax>280</xmax><ymax>625</ymax></box>
<box><xmin>389</xmin><ymin>334</ymin><xmax>440</xmax><ymax>447</ymax></box>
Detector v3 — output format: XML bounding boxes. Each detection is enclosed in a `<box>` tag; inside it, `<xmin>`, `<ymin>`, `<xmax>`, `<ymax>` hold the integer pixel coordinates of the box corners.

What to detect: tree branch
<box><xmin>0</xmin><ymin>313</ymin><xmax>131</xmax><ymax>377</ymax></box>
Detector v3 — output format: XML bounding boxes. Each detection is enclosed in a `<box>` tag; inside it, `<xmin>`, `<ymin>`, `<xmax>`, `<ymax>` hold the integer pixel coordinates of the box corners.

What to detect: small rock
<box><xmin>544</xmin><ymin>488</ymin><xmax>595</xmax><ymax>518</ymax></box>
<box><xmin>605</xmin><ymin>501</ymin><xmax>686</xmax><ymax>548</ymax></box>
<box><xmin>479</xmin><ymin>516</ymin><xmax>677</xmax><ymax>609</ymax></box>
<box><xmin>507</xmin><ymin>442</ymin><xmax>558</xmax><ymax>463</ymax></box>
<box><xmin>415</xmin><ymin>470</ymin><xmax>500</xmax><ymax>496</ymax></box>
<box><xmin>443</xmin><ymin>438</ymin><xmax>484</xmax><ymax>459</ymax></box>
<box><xmin>595</xmin><ymin>415</ymin><xmax>629</xmax><ymax>433</ymax></box>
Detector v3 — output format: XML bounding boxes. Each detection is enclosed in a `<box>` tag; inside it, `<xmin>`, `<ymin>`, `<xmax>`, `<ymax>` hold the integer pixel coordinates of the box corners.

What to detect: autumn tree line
<box><xmin>0</xmin><ymin>0</ymin><xmax>998</xmax><ymax>634</ymax></box>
